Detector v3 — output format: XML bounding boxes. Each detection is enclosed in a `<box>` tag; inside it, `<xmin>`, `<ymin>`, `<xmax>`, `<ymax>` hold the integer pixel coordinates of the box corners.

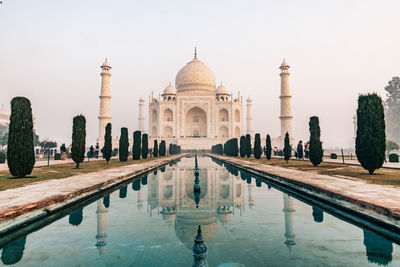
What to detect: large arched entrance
<box><xmin>185</xmin><ymin>107</ymin><xmax>207</xmax><ymax>137</ymax></box>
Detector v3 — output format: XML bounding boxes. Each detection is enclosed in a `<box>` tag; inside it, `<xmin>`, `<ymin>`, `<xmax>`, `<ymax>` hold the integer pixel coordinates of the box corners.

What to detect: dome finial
<box><xmin>194</xmin><ymin>46</ymin><xmax>197</xmax><ymax>58</ymax></box>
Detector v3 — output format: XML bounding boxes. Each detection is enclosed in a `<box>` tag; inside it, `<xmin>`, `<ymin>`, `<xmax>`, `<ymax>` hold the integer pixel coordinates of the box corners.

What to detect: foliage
<box><xmin>132</xmin><ymin>130</ymin><xmax>141</xmax><ymax>160</ymax></box>
<box><xmin>384</xmin><ymin>77</ymin><xmax>400</xmax><ymax>144</ymax></box>
<box><xmin>356</xmin><ymin>93</ymin><xmax>386</xmax><ymax>174</ymax></box>
<box><xmin>330</xmin><ymin>153</ymin><xmax>337</xmax><ymax>159</ymax></box>
<box><xmin>0</xmin><ymin>151</ymin><xmax>5</xmax><ymax>163</ymax></box>
<box><xmin>223</xmin><ymin>138</ymin><xmax>238</xmax><ymax>156</ymax></box>
<box><xmin>169</xmin><ymin>143</ymin><xmax>181</xmax><ymax>154</ymax></box>
<box><xmin>211</xmin><ymin>144</ymin><xmax>223</xmax><ymax>155</ymax></box>
<box><xmin>71</xmin><ymin>115</ymin><xmax>86</xmax><ymax>168</ymax></box>
<box><xmin>309</xmin><ymin>116</ymin><xmax>323</xmax><ymax>166</ymax></box>
<box><xmin>254</xmin><ymin>133</ymin><xmax>262</xmax><ymax>159</ymax></box>
<box><xmin>239</xmin><ymin>136</ymin><xmax>246</xmax><ymax>157</ymax></box>
<box><xmin>103</xmin><ymin>123</ymin><xmax>112</xmax><ymax>163</ymax></box>
<box><xmin>266</xmin><ymin>134</ymin><xmax>272</xmax><ymax>160</ymax></box>
<box><xmin>283</xmin><ymin>132</ymin><xmax>291</xmax><ymax>162</ymax></box>
<box><xmin>39</xmin><ymin>140</ymin><xmax>57</xmax><ymax>149</ymax></box>
<box><xmin>7</xmin><ymin>97</ymin><xmax>35</xmax><ymax>177</ymax></box>
<box><xmin>159</xmin><ymin>140</ymin><xmax>166</xmax><ymax>156</ymax></box>
<box><xmin>153</xmin><ymin>139</ymin><xmax>158</xmax><ymax>157</ymax></box>
<box><xmin>142</xmin><ymin>133</ymin><xmax>148</xmax><ymax>159</ymax></box>
<box><xmin>119</xmin><ymin>127</ymin><xmax>129</xmax><ymax>162</ymax></box>
<box><xmin>389</xmin><ymin>153</ymin><xmax>399</xmax><ymax>163</ymax></box>
<box><xmin>245</xmin><ymin>134</ymin><xmax>251</xmax><ymax>158</ymax></box>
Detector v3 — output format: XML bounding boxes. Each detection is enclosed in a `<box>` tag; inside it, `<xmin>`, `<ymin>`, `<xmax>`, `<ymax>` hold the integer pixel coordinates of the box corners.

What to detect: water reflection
<box><xmin>363</xmin><ymin>230</ymin><xmax>393</xmax><ymax>266</ymax></box>
<box><xmin>1</xmin><ymin>237</ymin><xmax>26</xmax><ymax>265</ymax></box>
<box><xmin>95</xmin><ymin>199</ymin><xmax>108</xmax><ymax>255</ymax></box>
<box><xmin>68</xmin><ymin>208</ymin><xmax>83</xmax><ymax>226</ymax></box>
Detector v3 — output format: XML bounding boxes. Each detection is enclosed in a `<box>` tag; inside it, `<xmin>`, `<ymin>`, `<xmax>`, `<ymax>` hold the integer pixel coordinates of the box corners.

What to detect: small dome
<box><xmin>101</xmin><ymin>59</ymin><xmax>111</xmax><ymax>69</ymax></box>
<box><xmin>247</xmin><ymin>97</ymin><xmax>252</xmax><ymax>102</ymax></box>
<box><xmin>163</xmin><ymin>83</ymin><xmax>177</xmax><ymax>95</ymax></box>
<box><xmin>216</xmin><ymin>83</ymin><xmax>229</xmax><ymax>95</ymax></box>
<box><xmin>280</xmin><ymin>59</ymin><xmax>289</xmax><ymax>68</ymax></box>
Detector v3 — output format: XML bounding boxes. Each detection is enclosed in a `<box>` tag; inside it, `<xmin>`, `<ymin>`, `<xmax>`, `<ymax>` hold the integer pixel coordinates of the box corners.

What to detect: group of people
<box><xmin>295</xmin><ymin>140</ymin><xmax>310</xmax><ymax>159</ymax></box>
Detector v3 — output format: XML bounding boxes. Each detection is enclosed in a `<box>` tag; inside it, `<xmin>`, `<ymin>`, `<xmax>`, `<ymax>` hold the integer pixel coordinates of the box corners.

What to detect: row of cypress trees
<box><xmin>169</xmin><ymin>143</ymin><xmax>181</xmax><ymax>155</ymax></box>
<box><xmin>211</xmin><ymin>144</ymin><xmax>223</xmax><ymax>155</ymax></box>
<box><xmin>223</xmin><ymin>138</ymin><xmax>239</xmax><ymax>156</ymax></box>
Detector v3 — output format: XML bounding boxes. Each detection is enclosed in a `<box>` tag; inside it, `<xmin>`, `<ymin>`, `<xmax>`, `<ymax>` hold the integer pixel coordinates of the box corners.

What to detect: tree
<box><xmin>153</xmin><ymin>139</ymin><xmax>158</xmax><ymax>157</ymax></box>
<box><xmin>159</xmin><ymin>140</ymin><xmax>166</xmax><ymax>156</ymax></box>
<box><xmin>7</xmin><ymin>97</ymin><xmax>35</xmax><ymax>178</ymax></box>
<box><xmin>142</xmin><ymin>133</ymin><xmax>148</xmax><ymax>159</ymax></box>
<box><xmin>132</xmin><ymin>130</ymin><xmax>141</xmax><ymax>160</ymax></box>
<box><xmin>39</xmin><ymin>140</ymin><xmax>57</xmax><ymax>149</ymax></box>
<box><xmin>232</xmin><ymin>138</ymin><xmax>239</xmax><ymax>157</ymax></box>
<box><xmin>245</xmin><ymin>134</ymin><xmax>251</xmax><ymax>158</ymax></box>
<box><xmin>384</xmin><ymin>77</ymin><xmax>400</xmax><ymax>144</ymax></box>
<box><xmin>309</xmin><ymin>116</ymin><xmax>323</xmax><ymax>166</ymax></box>
<box><xmin>71</xmin><ymin>115</ymin><xmax>86</xmax><ymax>168</ymax></box>
<box><xmin>386</xmin><ymin>140</ymin><xmax>399</xmax><ymax>157</ymax></box>
<box><xmin>266</xmin><ymin>134</ymin><xmax>272</xmax><ymax>160</ymax></box>
<box><xmin>119</xmin><ymin>127</ymin><xmax>129</xmax><ymax>162</ymax></box>
<box><xmin>254</xmin><ymin>133</ymin><xmax>262</xmax><ymax>159</ymax></box>
<box><xmin>103</xmin><ymin>123</ymin><xmax>112</xmax><ymax>163</ymax></box>
<box><xmin>283</xmin><ymin>132</ymin><xmax>291</xmax><ymax>162</ymax></box>
<box><xmin>239</xmin><ymin>136</ymin><xmax>246</xmax><ymax>157</ymax></box>
<box><xmin>356</xmin><ymin>93</ymin><xmax>386</xmax><ymax>174</ymax></box>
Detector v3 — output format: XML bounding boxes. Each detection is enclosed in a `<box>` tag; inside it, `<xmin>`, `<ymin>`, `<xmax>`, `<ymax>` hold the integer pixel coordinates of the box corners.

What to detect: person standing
<box><xmin>297</xmin><ymin>140</ymin><xmax>304</xmax><ymax>159</ymax></box>
<box><xmin>305</xmin><ymin>141</ymin><xmax>310</xmax><ymax>159</ymax></box>
<box><xmin>89</xmin><ymin>145</ymin><xmax>95</xmax><ymax>159</ymax></box>
<box><xmin>95</xmin><ymin>143</ymin><xmax>99</xmax><ymax>159</ymax></box>
<box><xmin>60</xmin><ymin>143</ymin><xmax>66</xmax><ymax>160</ymax></box>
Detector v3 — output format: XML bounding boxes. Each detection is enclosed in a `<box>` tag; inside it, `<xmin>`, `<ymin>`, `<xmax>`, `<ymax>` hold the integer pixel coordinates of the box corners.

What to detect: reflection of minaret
<box><xmin>192</xmin><ymin>226</ymin><xmax>208</xmax><ymax>267</ymax></box>
<box><xmin>283</xmin><ymin>194</ymin><xmax>296</xmax><ymax>252</ymax></box>
<box><xmin>247</xmin><ymin>183</ymin><xmax>255</xmax><ymax>209</ymax></box>
<box><xmin>95</xmin><ymin>199</ymin><xmax>108</xmax><ymax>255</ymax></box>
<box><xmin>137</xmin><ymin>189</ymin><xmax>144</xmax><ymax>210</ymax></box>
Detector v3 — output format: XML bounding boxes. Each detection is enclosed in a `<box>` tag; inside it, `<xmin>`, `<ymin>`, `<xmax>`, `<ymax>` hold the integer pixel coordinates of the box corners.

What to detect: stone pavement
<box><xmin>0</xmin><ymin>155</ymin><xmax>182</xmax><ymax>230</ymax></box>
<box><xmin>209</xmin><ymin>154</ymin><xmax>400</xmax><ymax>231</ymax></box>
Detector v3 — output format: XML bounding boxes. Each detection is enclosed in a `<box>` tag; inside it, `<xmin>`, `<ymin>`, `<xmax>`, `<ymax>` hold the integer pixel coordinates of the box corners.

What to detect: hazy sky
<box><xmin>1</xmin><ymin>0</ymin><xmax>399</xmax><ymax>148</ymax></box>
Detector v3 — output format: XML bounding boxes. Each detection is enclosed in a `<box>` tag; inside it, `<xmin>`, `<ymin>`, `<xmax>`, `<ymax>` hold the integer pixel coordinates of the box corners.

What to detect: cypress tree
<box><xmin>142</xmin><ymin>133</ymin><xmax>148</xmax><ymax>159</ymax></box>
<box><xmin>245</xmin><ymin>134</ymin><xmax>251</xmax><ymax>158</ymax></box>
<box><xmin>159</xmin><ymin>140</ymin><xmax>166</xmax><ymax>156</ymax></box>
<box><xmin>153</xmin><ymin>140</ymin><xmax>158</xmax><ymax>157</ymax></box>
<box><xmin>266</xmin><ymin>134</ymin><xmax>272</xmax><ymax>160</ymax></box>
<box><xmin>309</xmin><ymin>116</ymin><xmax>323</xmax><ymax>166</ymax></box>
<box><xmin>283</xmin><ymin>132</ymin><xmax>291</xmax><ymax>162</ymax></box>
<box><xmin>71</xmin><ymin>115</ymin><xmax>86</xmax><ymax>168</ymax></box>
<box><xmin>103</xmin><ymin>123</ymin><xmax>112</xmax><ymax>163</ymax></box>
<box><xmin>232</xmin><ymin>138</ymin><xmax>239</xmax><ymax>157</ymax></box>
<box><xmin>119</xmin><ymin>127</ymin><xmax>129</xmax><ymax>162</ymax></box>
<box><xmin>254</xmin><ymin>133</ymin><xmax>262</xmax><ymax>159</ymax></box>
<box><xmin>240</xmin><ymin>136</ymin><xmax>246</xmax><ymax>157</ymax></box>
<box><xmin>7</xmin><ymin>97</ymin><xmax>35</xmax><ymax>178</ymax></box>
<box><xmin>356</xmin><ymin>93</ymin><xmax>386</xmax><ymax>174</ymax></box>
<box><xmin>132</xmin><ymin>130</ymin><xmax>141</xmax><ymax>160</ymax></box>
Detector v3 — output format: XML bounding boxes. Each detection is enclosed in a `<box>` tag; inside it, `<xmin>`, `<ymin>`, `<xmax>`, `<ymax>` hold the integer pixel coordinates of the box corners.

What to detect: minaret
<box><xmin>246</xmin><ymin>97</ymin><xmax>254</xmax><ymax>135</ymax></box>
<box><xmin>97</xmin><ymin>59</ymin><xmax>112</xmax><ymax>148</ymax></box>
<box><xmin>95</xmin><ymin>199</ymin><xmax>108</xmax><ymax>255</ymax></box>
<box><xmin>283</xmin><ymin>193</ymin><xmax>296</xmax><ymax>252</ymax></box>
<box><xmin>138</xmin><ymin>97</ymin><xmax>145</xmax><ymax>132</ymax></box>
<box><xmin>279</xmin><ymin>59</ymin><xmax>293</xmax><ymax>140</ymax></box>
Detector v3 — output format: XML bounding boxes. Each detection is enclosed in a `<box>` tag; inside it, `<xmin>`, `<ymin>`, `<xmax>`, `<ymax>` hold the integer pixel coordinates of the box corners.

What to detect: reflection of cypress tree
<box><xmin>141</xmin><ymin>175</ymin><xmax>148</xmax><ymax>185</ymax></box>
<box><xmin>225</xmin><ymin>164</ymin><xmax>238</xmax><ymax>176</ymax></box>
<box><xmin>267</xmin><ymin>184</ymin><xmax>272</xmax><ymax>190</ymax></box>
<box><xmin>153</xmin><ymin>170</ymin><xmax>157</xmax><ymax>175</ymax></box>
<box><xmin>103</xmin><ymin>195</ymin><xmax>110</xmax><ymax>208</ymax></box>
<box><xmin>69</xmin><ymin>208</ymin><xmax>83</xmax><ymax>226</ymax></box>
<box><xmin>256</xmin><ymin>179</ymin><xmax>262</xmax><ymax>187</ymax></box>
<box><xmin>160</xmin><ymin>166</ymin><xmax>166</xmax><ymax>172</ymax></box>
<box><xmin>240</xmin><ymin>170</ymin><xmax>250</xmax><ymax>181</ymax></box>
<box><xmin>312</xmin><ymin>206</ymin><xmax>323</xmax><ymax>223</ymax></box>
<box><xmin>246</xmin><ymin>177</ymin><xmax>252</xmax><ymax>184</ymax></box>
<box><xmin>133</xmin><ymin>179</ymin><xmax>141</xmax><ymax>191</ymax></box>
<box><xmin>363</xmin><ymin>229</ymin><xmax>393</xmax><ymax>266</ymax></box>
<box><xmin>1</xmin><ymin>236</ymin><xmax>26</xmax><ymax>265</ymax></box>
<box><xmin>119</xmin><ymin>186</ymin><xmax>127</xmax><ymax>199</ymax></box>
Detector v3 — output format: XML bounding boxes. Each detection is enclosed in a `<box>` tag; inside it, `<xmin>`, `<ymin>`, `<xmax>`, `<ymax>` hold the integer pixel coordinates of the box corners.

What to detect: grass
<box><xmin>0</xmin><ymin>156</ymin><xmax>172</xmax><ymax>191</ymax></box>
<box><xmin>230</xmin><ymin>156</ymin><xmax>400</xmax><ymax>186</ymax></box>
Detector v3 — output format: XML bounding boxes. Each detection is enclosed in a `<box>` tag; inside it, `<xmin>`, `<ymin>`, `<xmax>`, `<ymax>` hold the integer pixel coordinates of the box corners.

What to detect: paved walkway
<box><xmin>0</xmin><ymin>155</ymin><xmax>182</xmax><ymax>229</ymax></box>
<box><xmin>210</xmin><ymin>154</ymin><xmax>400</xmax><ymax>230</ymax></box>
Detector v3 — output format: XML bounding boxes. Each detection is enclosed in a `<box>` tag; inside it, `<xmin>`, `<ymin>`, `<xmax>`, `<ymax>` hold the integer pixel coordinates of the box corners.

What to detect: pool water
<box><xmin>0</xmin><ymin>156</ymin><xmax>399</xmax><ymax>267</ymax></box>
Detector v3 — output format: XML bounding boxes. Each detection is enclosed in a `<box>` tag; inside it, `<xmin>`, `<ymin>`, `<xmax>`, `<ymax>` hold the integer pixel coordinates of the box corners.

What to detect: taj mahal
<box><xmin>97</xmin><ymin>50</ymin><xmax>294</xmax><ymax>150</ymax></box>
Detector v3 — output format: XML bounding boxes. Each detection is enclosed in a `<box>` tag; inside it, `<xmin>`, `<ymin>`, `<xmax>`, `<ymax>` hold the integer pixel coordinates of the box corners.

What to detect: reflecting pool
<box><xmin>1</xmin><ymin>156</ymin><xmax>399</xmax><ymax>266</ymax></box>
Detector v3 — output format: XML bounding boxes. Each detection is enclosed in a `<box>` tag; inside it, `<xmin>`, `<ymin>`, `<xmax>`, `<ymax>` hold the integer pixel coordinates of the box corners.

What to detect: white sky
<box><xmin>1</xmin><ymin>0</ymin><xmax>399</xmax><ymax>148</ymax></box>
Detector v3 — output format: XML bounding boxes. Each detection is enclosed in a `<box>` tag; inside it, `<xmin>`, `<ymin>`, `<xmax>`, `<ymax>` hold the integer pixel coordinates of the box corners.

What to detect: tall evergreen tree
<box><xmin>71</xmin><ymin>115</ymin><xmax>86</xmax><ymax>168</ymax></box>
<box><xmin>309</xmin><ymin>116</ymin><xmax>323</xmax><ymax>166</ymax></box>
<box><xmin>119</xmin><ymin>127</ymin><xmax>129</xmax><ymax>162</ymax></box>
<box><xmin>283</xmin><ymin>132</ymin><xmax>291</xmax><ymax>162</ymax></box>
<box><xmin>232</xmin><ymin>138</ymin><xmax>239</xmax><ymax>157</ymax></box>
<box><xmin>159</xmin><ymin>140</ymin><xmax>166</xmax><ymax>156</ymax></box>
<box><xmin>103</xmin><ymin>123</ymin><xmax>112</xmax><ymax>163</ymax></box>
<box><xmin>142</xmin><ymin>133</ymin><xmax>148</xmax><ymax>159</ymax></box>
<box><xmin>153</xmin><ymin>139</ymin><xmax>158</xmax><ymax>157</ymax></box>
<box><xmin>266</xmin><ymin>134</ymin><xmax>272</xmax><ymax>160</ymax></box>
<box><xmin>7</xmin><ymin>97</ymin><xmax>35</xmax><ymax>177</ymax></box>
<box><xmin>245</xmin><ymin>134</ymin><xmax>251</xmax><ymax>158</ymax></box>
<box><xmin>132</xmin><ymin>130</ymin><xmax>141</xmax><ymax>160</ymax></box>
<box><xmin>356</xmin><ymin>93</ymin><xmax>386</xmax><ymax>174</ymax></box>
<box><xmin>254</xmin><ymin>133</ymin><xmax>262</xmax><ymax>159</ymax></box>
<box><xmin>239</xmin><ymin>136</ymin><xmax>246</xmax><ymax>157</ymax></box>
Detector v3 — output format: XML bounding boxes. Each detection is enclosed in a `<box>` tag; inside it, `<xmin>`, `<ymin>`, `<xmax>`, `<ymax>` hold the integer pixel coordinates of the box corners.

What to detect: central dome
<box><xmin>175</xmin><ymin>57</ymin><xmax>216</xmax><ymax>93</ymax></box>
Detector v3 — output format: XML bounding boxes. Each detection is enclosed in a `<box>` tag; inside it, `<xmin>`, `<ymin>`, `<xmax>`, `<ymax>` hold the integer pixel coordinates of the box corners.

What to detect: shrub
<box><xmin>277</xmin><ymin>150</ymin><xmax>283</xmax><ymax>156</ymax></box>
<box><xmin>142</xmin><ymin>133</ymin><xmax>148</xmax><ymax>159</ymax></box>
<box><xmin>245</xmin><ymin>134</ymin><xmax>251</xmax><ymax>158</ymax></box>
<box><xmin>0</xmin><ymin>151</ymin><xmax>5</xmax><ymax>163</ymax></box>
<box><xmin>54</xmin><ymin>153</ymin><xmax>61</xmax><ymax>160</ymax></box>
<box><xmin>71</xmin><ymin>115</ymin><xmax>86</xmax><ymax>168</ymax></box>
<box><xmin>153</xmin><ymin>140</ymin><xmax>158</xmax><ymax>157</ymax></box>
<box><xmin>266</xmin><ymin>134</ymin><xmax>272</xmax><ymax>160</ymax></box>
<box><xmin>356</xmin><ymin>93</ymin><xmax>386</xmax><ymax>174</ymax></box>
<box><xmin>132</xmin><ymin>130</ymin><xmax>141</xmax><ymax>160</ymax></box>
<box><xmin>7</xmin><ymin>97</ymin><xmax>35</xmax><ymax>177</ymax></box>
<box><xmin>103</xmin><ymin>123</ymin><xmax>112</xmax><ymax>163</ymax></box>
<box><xmin>119</xmin><ymin>127</ymin><xmax>129</xmax><ymax>162</ymax></box>
<box><xmin>389</xmin><ymin>153</ymin><xmax>399</xmax><ymax>163</ymax></box>
<box><xmin>239</xmin><ymin>136</ymin><xmax>246</xmax><ymax>157</ymax></box>
<box><xmin>309</xmin><ymin>116</ymin><xmax>323</xmax><ymax>166</ymax></box>
<box><xmin>159</xmin><ymin>140</ymin><xmax>166</xmax><ymax>156</ymax></box>
<box><xmin>330</xmin><ymin>153</ymin><xmax>337</xmax><ymax>159</ymax></box>
<box><xmin>254</xmin><ymin>133</ymin><xmax>262</xmax><ymax>159</ymax></box>
<box><xmin>283</xmin><ymin>132</ymin><xmax>291</xmax><ymax>162</ymax></box>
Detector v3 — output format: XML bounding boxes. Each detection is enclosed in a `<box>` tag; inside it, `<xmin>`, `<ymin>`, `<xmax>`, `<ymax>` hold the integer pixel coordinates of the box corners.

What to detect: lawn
<box><xmin>230</xmin><ymin>156</ymin><xmax>400</xmax><ymax>186</ymax></box>
<box><xmin>0</xmin><ymin>156</ymin><xmax>172</xmax><ymax>191</ymax></box>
